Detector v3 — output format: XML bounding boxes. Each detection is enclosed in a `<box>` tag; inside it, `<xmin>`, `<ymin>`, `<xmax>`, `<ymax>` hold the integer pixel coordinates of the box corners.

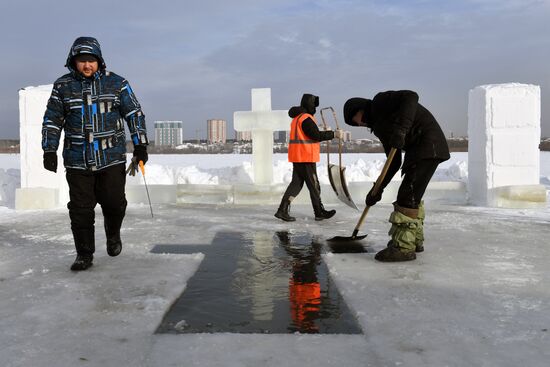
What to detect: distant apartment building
<box><xmin>274</xmin><ymin>130</ymin><xmax>288</xmax><ymax>143</ymax></box>
<box><xmin>207</xmin><ymin>119</ymin><xmax>226</xmax><ymax>144</ymax></box>
<box><xmin>154</xmin><ymin>121</ymin><xmax>183</xmax><ymax>147</ymax></box>
<box><xmin>343</xmin><ymin>131</ymin><xmax>352</xmax><ymax>142</ymax></box>
<box><xmin>235</xmin><ymin>130</ymin><xmax>252</xmax><ymax>141</ymax></box>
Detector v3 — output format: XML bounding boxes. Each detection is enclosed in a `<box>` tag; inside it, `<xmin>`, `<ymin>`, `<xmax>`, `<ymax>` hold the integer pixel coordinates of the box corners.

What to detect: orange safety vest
<box><xmin>288</xmin><ymin>113</ymin><xmax>321</xmax><ymax>163</ymax></box>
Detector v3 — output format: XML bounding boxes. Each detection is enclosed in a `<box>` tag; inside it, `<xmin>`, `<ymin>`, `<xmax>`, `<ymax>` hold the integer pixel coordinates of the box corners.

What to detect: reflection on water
<box><xmin>154</xmin><ymin>231</ymin><xmax>362</xmax><ymax>334</ymax></box>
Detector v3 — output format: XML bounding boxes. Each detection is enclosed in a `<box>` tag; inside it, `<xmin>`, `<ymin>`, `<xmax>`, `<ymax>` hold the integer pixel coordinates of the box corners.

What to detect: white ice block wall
<box><xmin>17</xmin><ymin>85</ymin><xmax>68</xmax><ymax>209</ymax></box>
<box><xmin>468</xmin><ymin>83</ymin><xmax>544</xmax><ymax>207</ymax></box>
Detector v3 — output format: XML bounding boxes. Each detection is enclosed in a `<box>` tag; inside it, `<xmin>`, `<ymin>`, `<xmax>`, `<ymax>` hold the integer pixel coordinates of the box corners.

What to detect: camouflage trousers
<box><xmin>388</xmin><ymin>201</ymin><xmax>425</xmax><ymax>253</ymax></box>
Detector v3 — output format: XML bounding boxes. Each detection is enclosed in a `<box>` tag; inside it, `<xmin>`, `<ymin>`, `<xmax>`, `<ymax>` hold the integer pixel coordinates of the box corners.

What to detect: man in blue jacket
<box><xmin>42</xmin><ymin>37</ymin><xmax>149</xmax><ymax>271</ymax></box>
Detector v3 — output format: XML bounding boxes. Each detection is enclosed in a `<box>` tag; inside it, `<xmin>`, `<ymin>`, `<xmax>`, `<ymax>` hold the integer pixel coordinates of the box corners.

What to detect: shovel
<box><xmin>319</xmin><ymin>107</ymin><xmax>358</xmax><ymax>210</ymax></box>
<box><xmin>327</xmin><ymin>148</ymin><xmax>397</xmax><ymax>243</ymax></box>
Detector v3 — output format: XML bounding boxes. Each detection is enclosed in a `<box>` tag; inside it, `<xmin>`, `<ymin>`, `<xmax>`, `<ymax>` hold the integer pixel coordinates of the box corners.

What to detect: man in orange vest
<box><xmin>275</xmin><ymin>94</ymin><xmax>344</xmax><ymax>222</ymax></box>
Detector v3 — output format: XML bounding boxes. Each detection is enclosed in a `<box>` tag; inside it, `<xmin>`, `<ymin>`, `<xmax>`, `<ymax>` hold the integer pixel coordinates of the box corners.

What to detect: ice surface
<box><xmin>1</xmin><ymin>202</ymin><xmax>549</xmax><ymax>366</ymax></box>
<box><xmin>468</xmin><ymin>83</ymin><xmax>542</xmax><ymax>207</ymax></box>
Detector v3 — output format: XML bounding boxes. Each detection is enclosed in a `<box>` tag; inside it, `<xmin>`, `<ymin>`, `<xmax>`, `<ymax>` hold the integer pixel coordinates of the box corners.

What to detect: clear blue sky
<box><xmin>1</xmin><ymin>0</ymin><xmax>549</xmax><ymax>139</ymax></box>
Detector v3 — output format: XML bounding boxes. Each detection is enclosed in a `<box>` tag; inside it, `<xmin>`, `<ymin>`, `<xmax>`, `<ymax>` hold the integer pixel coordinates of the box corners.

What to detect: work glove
<box><xmin>133</xmin><ymin>145</ymin><xmax>148</xmax><ymax>165</ymax></box>
<box><xmin>334</xmin><ymin>129</ymin><xmax>345</xmax><ymax>140</ymax></box>
<box><xmin>389</xmin><ymin>129</ymin><xmax>406</xmax><ymax>149</ymax></box>
<box><xmin>43</xmin><ymin>152</ymin><xmax>57</xmax><ymax>173</ymax></box>
<box><xmin>365</xmin><ymin>184</ymin><xmax>383</xmax><ymax>207</ymax></box>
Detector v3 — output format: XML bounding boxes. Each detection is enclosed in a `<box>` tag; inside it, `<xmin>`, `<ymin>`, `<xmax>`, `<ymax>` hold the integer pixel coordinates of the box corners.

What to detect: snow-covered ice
<box><xmin>1</xmin><ymin>153</ymin><xmax>550</xmax><ymax>366</ymax></box>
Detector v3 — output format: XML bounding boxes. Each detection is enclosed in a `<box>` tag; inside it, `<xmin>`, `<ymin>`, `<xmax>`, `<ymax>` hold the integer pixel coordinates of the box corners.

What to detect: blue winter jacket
<box><xmin>42</xmin><ymin>37</ymin><xmax>148</xmax><ymax>171</ymax></box>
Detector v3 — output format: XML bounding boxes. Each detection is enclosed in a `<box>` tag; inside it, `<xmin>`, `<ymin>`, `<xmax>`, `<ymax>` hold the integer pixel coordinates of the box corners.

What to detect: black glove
<box><xmin>43</xmin><ymin>152</ymin><xmax>57</xmax><ymax>173</ymax></box>
<box><xmin>133</xmin><ymin>145</ymin><xmax>148</xmax><ymax>165</ymax></box>
<box><xmin>365</xmin><ymin>184</ymin><xmax>383</xmax><ymax>207</ymax></box>
<box><xmin>389</xmin><ymin>129</ymin><xmax>406</xmax><ymax>149</ymax></box>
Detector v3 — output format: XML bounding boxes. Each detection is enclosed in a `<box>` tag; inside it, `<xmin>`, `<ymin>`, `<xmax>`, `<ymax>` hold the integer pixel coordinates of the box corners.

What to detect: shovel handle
<box><xmin>139</xmin><ymin>160</ymin><xmax>145</xmax><ymax>175</ymax></box>
<box><xmin>320</xmin><ymin>107</ymin><xmax>343</xmax><ymax>167</ymax></box>
<box><xmin>352</xmin><ymin>148</ymin><xmax>398</xmax><ymax>235</ymax></box>
<box><xmin>319</xmin><ymin>108</ymin><xmax>331</xmax><ymax>167</ymax></box>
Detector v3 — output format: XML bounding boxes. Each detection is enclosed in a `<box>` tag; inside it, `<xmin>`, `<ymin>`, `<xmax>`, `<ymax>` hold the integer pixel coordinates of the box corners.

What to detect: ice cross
<box><xmin>234</xmin><ymin>88</ymin><xmax>291</xmax><ymax>184</ymax></box>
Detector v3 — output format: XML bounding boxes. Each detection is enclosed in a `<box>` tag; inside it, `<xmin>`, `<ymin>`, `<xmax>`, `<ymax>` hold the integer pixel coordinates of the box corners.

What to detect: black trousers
<box><xmin>396</xmin><ymin>159</ymin><xmax>440</xmax><ymax>209</ymax></box>
<box><xmin>66</xmin><ymin>164</ymin><xmax>127</xmax><ymax>254</ymax></box>
<box><xmin>281</xmin><ymin>163</ymin><xmax>322</xmax><ymax>211</ymax></box>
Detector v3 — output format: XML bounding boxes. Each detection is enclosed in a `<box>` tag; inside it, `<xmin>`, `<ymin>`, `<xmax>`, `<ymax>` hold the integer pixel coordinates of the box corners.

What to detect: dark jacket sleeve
<box><xmin>119</xmin><ymin>79</ymin><xmax>149</xmax><ymax>147</ymax></box>
<box><xmin>379</xmin><ymin>142</ymin><xmax>402</xmax><ymax>189</ymax></box>
<box><xmin>301</xmin><ymin>117</ymin><xmax>334</xmax><ymax>141</ymax></box>
<box><xmin>42</xmin><ymin>84</ymin><xmax>65</xmax><ymax>153</ymax></box>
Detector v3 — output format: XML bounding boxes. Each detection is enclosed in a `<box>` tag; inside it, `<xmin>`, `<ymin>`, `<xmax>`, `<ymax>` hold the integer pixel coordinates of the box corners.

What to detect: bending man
<box><xmin>343</xmin><ymin>90</ymin><xmax>449</xmax><ymax>262</ymax></box>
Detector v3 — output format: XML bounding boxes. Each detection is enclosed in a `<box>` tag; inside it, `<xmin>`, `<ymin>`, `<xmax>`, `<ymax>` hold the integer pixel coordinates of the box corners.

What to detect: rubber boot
<box><xmin>275</xmin><ymin>200</ymin><xmax>296</xmax><ymax>222</ymax></box>
<box><xmin>70</xmin><ymin>228</ymin><xmax>95</xmax><ymax>271</ymax></box>
<box><xmin>374</xmin><ymin>241</ymin><xmax>416</xmax><ymax>262</ymax></box>
<box><xmin>313</xmin><ymin>203</ymin><xmax>336</xmax><ymax>221</ymax></box>
<box><xmin>70</xmin><ymin>255</ymin><xmax>94</xmax><ymax>271</ymax></box>
<box><xmin>375</xmin><ymin>204</ymin><xmax>419</xmax><ymax>262</ymax></box>
<box><xmin>415</xmin><ymin>201</ymin><xmax>425</xmax><ymax>253</ymax></box>
<box><xmin>104</xmin><ymin>214</ymin><xmax>124</xmax><ymax>257</ymax></box>
<box><xmin>102</xmin><ymin>202</ymin><xmax>126</xmax><ymax>257</ymax></box>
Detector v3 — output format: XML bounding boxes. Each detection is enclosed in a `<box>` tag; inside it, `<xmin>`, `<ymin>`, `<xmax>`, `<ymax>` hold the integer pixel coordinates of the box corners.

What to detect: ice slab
<box><xmin>177</xmin><ymin>184</ymin><xmax>233</xmax><ymax>204</ymax></box>
<box><xmin>173</xmin><ymin>181</ymin><xmax>467</xmax><ymax>206</ymax></box>
<box><xmin>15</xmin><ymin>187</ymin><xmax>59</xmax><ymax>210</ymax></box>
<box><xmin>126</xmin><ymin>184</ymin><xmax>177</xmax><ymax>204</ymax></box>
<box><xmin>488</xmin><ymin>184</ymin><xmax>547</xmax><ymax>208</ymax></box>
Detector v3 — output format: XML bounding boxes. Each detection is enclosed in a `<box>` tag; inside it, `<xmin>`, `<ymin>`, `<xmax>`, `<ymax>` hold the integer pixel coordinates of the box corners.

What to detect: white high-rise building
<box><xmin>207</xmin><ymin>119</ymin><xmax>226</xmax><ymax>143</ymax></box>
<box><xmin>154</xmin><ymin>121</ymin><xmax>183</xmax><ymax>147</ymax></box>
<box><xmin>235</xmin><ymin>130</ymin><xmax>252</xmax><ymax>141</ymax></box>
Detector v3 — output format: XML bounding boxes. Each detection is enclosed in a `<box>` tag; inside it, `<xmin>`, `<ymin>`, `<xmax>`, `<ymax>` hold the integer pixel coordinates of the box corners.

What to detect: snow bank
<box><xmin>2</xmin><ymin>152</ymin><xmax>548</xmax><ymax>210</ymax></box>
<box><xmin>126</xmin><ymin>155</ymin><xmax>469</xmax><ymax>187</ymax></box>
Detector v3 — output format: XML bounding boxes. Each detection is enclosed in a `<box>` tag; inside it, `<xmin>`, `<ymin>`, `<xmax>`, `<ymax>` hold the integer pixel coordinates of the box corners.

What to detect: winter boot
<box><xmin>415</xmin><ymin>201</ymin><xmax>425</xmax><ymax>253</ymax></box>
<box><xmin>375</xmin><ymin>204</ymin><xmax>420</xmax><ymax>262</ymax></box>
<box><xmin>70</xmin><ymin>254</ymin><xmax>94</xmax><ymax>271</ymax></box>
<box><xmin>374</xmin><ymin>241</ymin><xmax>416</xmax><ymax>262</ymax></box>
<box><xmin>313</xmin><ymin>203</ymin><xmax>336</xmax><ymax>221</ymax></box>
<box><xmin>275</xmin><ymin>200</ymin><xmax>296</xmax><ymax>222</ymax></box>
<box><xmin>104</xmin><ymin>216</ymin><xmax>123</xmax><ymax>256</ymax></box>
<box><xmin>70</xmin><ymin>228</ymin><xmax>95</xmax><ymax>271</ymax></box>
<box><xmin>103</xmin><ymin>205</ymin><xmax>126</xmax><ymax>257</ymax></box>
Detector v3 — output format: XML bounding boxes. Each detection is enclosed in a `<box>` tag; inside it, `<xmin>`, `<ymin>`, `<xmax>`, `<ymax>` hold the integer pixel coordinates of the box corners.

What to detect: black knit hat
<box><xmin>343</xmin><ymin>97</ymin><xmax>370</xmax><ymax>126</ymax></box>
<box><xmin>300</xmin><ymin>94</ymin><xmax>319</xmax><ymax>115</ymax></box>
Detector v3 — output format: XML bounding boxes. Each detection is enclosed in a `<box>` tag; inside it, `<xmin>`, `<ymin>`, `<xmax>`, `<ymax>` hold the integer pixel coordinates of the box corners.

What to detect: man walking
<box><xmin>42</xmin><ymin>37</ymin><xmax>149</xmax><ymax>271</ymax></box>
<box><xmin>275</xmin><ymin>94</ymin><xmax>343</xmax><ymax>222</ymax></box>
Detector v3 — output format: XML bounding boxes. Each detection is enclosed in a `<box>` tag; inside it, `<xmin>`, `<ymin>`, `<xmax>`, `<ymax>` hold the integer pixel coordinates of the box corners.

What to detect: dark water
<box><xmin>152</xmin><ymin>231</ymin><xmax>362</xmax><ymax>334</ymax></box>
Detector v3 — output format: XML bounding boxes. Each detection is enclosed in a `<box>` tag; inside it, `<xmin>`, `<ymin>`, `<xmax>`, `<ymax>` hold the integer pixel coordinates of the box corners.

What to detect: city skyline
<box><xmin>1</xmin><ymin>1</ymin><xmax>549</xmax><ymax>140</ymax></box>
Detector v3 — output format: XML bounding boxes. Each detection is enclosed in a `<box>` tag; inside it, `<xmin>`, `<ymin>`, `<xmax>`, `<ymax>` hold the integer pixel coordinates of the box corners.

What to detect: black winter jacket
<box><xmin>364</xmin><ymin>91</ymin><xmax>450</xmax><ymax>185</ymax></box>
<box><xmin>288</xmin><ymin>106</ymin><xmax>334</xmax><ymax>142</ymax></box>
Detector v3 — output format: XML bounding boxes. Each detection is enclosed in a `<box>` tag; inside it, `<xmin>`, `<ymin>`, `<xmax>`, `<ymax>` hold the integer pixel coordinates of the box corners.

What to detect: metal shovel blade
<box><xmin>328</xmin><ymin>164</ymin><xmax>358</xmax><ymax>210</ymax></box>
<box><xmin>326</xmin><ymin>233</ymin><xmax>368</xmax><ymax>253</ymax></box>
<box><xmin>327</xmin><ymin>234</ymin><xmax>368</xmax><ymax>242</ymax></box>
